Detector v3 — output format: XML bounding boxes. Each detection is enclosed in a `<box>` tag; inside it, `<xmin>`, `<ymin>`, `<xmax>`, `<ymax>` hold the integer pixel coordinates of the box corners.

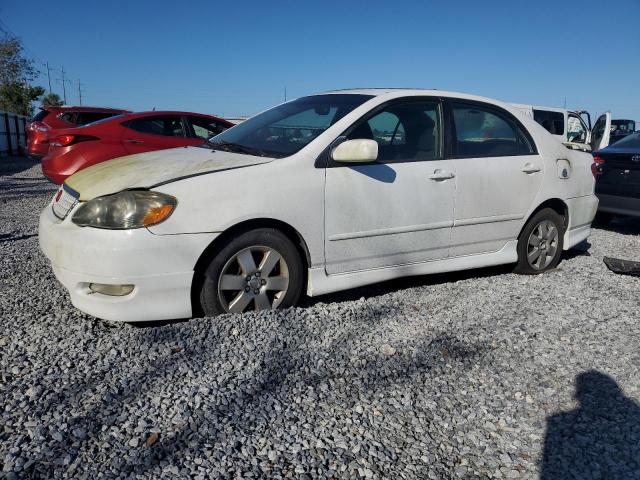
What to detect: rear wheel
<box><xmin>199</xmin><ymin>228</ymin><xmax>304</xmax><ymax>316</ymax></box>
<box><xmin>514</xmin><ymin>208</ymin><xmax>564</xmax><ymax>274</ymax></box>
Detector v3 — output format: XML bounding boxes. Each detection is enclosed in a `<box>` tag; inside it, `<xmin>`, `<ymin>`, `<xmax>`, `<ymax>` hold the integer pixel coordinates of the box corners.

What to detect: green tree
<box><xmin>42</xmin><ymin>92</ymin><xmax>63</xmax><ymax>107</ymax></box>
<box><xmin>0</xmin><ymin>35</ymin><xmax>44</xmax><ymax>116</ymax></box>
<box><xmin>0</xmin><ymin>83</ymin><xmax>44</xmax><ymax>116</ymax></box>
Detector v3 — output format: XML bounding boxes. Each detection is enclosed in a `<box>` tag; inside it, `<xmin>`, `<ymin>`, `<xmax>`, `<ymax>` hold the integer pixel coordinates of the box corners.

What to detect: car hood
<box><xmin>64</xmin><ymin>146</ymin><xmax>274</xmax><ymax>201</ymax></box>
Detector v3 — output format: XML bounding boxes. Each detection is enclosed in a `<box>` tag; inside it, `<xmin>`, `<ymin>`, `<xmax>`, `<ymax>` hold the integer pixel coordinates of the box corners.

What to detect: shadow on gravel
<box><xmin>541</xmin><ymin>370</ymin><xmax>640</xmax><ymax>479</ymax></box>
<box><xmin>25</xmin><ymin>307</ymin><xmax>489</xmax><ymax>478</ymax></box>
<box><xmin>562</xmin><ymin>241</ymin><xmax>592</xmax><ymax>260</ymax></box>
<box><xmin>0</xmin><ymin>233</ymin><xmax>38</xmax><ymax>243</ymax></box>
<box><xmin>0</xmin><ymin>185</ymin><xmax>55</xmax><ymax>199</ymax></box>
<box><xmin>303</xmin><ymin>264</ymin><xmax>514</xmax><ymax>307</ymax></box>
<box><xmin>0</xmin><ymin>156</ymin><xmax>40</xmax><ymax>176</ymax></box>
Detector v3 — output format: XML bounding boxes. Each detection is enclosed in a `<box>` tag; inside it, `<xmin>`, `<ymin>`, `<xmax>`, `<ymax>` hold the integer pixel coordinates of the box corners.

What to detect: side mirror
<box><xmin>331</xmin><ymin>139</ymin><xmax>378</xmax><ymax>163</ymax></box>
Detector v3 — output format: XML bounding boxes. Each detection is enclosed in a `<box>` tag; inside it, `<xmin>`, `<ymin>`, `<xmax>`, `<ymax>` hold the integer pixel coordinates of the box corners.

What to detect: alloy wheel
<box><xmin>526</xmin><ymin>220</ymin><xmax>559</xmax><ymax>270</ymax></box>
<box><xmin>217</xmin><ymin>246</ymin><xmax>290</xmax><ymax>313</ymax></box>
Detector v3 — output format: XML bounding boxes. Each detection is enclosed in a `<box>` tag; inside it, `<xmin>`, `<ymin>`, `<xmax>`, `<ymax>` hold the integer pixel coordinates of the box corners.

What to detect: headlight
<box><xmin>71</xmin><ymin>190</ymin><xmax>177</xmax><ymax>229</ymax></box>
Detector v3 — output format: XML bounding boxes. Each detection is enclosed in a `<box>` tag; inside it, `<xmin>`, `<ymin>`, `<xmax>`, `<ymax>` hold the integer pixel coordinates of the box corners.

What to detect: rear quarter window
<box><xmin>59</xmin><ymin>112</ymin><xmax>78</xmax><ymax>124</ymax></box>
<box><xmin>533</xmin><ymin>110</ymin><xmax>565</xmax><ymax>136</ymax></box>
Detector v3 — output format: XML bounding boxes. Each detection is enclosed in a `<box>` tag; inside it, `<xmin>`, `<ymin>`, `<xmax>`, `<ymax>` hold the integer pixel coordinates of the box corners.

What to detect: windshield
<box><xmin>208</xmin><ymin>94</ymin><xmax>373</xmax><ymax>158</ymax></box>
<box><xmin>611</xmin><ymin>120</ymin><xmax>636</xmax><ymax>132</ymax></box>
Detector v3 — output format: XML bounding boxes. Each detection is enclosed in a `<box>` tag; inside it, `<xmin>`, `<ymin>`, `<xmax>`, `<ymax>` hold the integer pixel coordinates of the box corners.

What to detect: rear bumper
<box><xmin>39</xmin><ymin>204</ymin><xmax>219</xmax><ymax>322</ymax></box>
<box><xmin>27</xmin><ymin>137</ymin><xmax>49</xmax><ymax>157</ymax></box>
<box><xmin>597</xmin><ymin>193</ymin><xmax>640</xmax><ymax>217</ymax></box>
<box><xmin>41</xmin><ymin>149</ymin><xmax>88</xmax><ymax>185</ymax></box>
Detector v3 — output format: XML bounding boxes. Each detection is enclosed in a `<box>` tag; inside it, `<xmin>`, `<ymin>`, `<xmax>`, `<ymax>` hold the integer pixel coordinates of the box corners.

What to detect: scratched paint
<box><xmin>64</xmin><ymin>146</ymin><xmax>273</xmax><ymax>201</ymax></box>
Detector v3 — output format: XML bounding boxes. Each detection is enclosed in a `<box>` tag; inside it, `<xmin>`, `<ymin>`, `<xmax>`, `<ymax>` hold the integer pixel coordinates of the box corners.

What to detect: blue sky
<box><xmin>2</xmin><ymin>0</ymin><xmax>639</xmax><ymax>122</ymax></box>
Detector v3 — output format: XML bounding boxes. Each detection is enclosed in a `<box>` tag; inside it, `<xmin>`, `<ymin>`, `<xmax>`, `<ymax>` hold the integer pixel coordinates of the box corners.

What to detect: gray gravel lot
<box><xmin>1</xmin><ymin>157</ymin><xmax>639</xmax><ymax>479</ymax></box>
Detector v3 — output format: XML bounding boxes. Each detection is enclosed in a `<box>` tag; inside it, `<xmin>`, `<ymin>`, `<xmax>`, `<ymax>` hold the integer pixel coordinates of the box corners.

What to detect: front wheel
<box><xmin>514</xmin><ymin>208</ymin><xmax>564</xmax><ymax>274</ymax></box>
<box><xmin>199</xmin><ymin>228</ymin><xmax>304</xmax><ymax>316</ymax></box>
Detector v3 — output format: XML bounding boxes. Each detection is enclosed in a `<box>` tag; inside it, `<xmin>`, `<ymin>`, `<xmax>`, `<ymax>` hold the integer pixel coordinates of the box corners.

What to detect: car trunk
<box><xmin>596</xmin><ymin>151</ymin><xmax>640</xmax><ymax>199</ymax></box>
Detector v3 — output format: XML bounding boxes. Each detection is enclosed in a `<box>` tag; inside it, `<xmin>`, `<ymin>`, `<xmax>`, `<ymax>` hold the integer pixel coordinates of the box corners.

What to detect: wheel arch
<box><xmin>190</xmin><ymin>218</ymin><xmax>311</xmax><ymax>317</ymax></box>
<box><xmin>519</xmin><ymin>198</ymin><xmax>569</xmax><ymax>240</ymax></box>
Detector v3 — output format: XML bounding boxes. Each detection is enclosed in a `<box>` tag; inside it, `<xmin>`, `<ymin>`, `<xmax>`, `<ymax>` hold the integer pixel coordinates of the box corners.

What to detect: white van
<box><xmin>511</xmin><ymin>104</ymin><xmax>611</xmax><ymax>152</ymax></box>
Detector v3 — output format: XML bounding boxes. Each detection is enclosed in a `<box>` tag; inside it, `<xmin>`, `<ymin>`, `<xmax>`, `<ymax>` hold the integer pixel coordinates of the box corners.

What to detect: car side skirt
<box><xmin>307</xmin><ymin>240</ymin><xmax>518</xmax><ymax>297</ymax></box>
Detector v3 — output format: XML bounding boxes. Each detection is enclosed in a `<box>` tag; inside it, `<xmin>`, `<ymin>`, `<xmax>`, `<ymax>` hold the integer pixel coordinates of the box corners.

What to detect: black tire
<box><xmin>514</xmin><ymin>208</ymin><xmax>565</xmax><ymax>274</ymax></box>
<box><xmin>199</xmin><ymin>228</ymin><xmax>304</xmax><ymax>316</ymax></box>
<box><xmin>593</xmin><ymin>212</ymin><xmax>614</xmax><ymax>227</ymax></box>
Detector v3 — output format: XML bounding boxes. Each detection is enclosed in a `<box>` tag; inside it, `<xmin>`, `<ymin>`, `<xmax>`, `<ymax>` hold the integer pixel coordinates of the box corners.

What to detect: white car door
<box><xmin>447</xmin><ymin>101</ymin><xmax>544</xmax><ymax>256</ymax></box>
<box><xmin>590</xmin><ymin>112</ymin><xmax>612</xmax><ymax>151</ymax></box>
<box><xmin>324</xmin><ymin>98</ymin><xmax>455</xmax><ymax>274</ymax></box>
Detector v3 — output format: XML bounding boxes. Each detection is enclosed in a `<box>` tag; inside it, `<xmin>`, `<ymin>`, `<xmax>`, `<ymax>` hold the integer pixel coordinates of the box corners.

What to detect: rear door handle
<box><xmin>125</xmin><ymin>139</ymin><xmax>144</xmax><ymax>144</ymax></box>
<box><xmin>522</xmin><ymin>163</ymin><xmax>541</xmax><ymax>174</ymax></box>
<box><xmin>429</xmin><ymin>169</ymin><xmax>455</xmax><ymax>181</ymax></box>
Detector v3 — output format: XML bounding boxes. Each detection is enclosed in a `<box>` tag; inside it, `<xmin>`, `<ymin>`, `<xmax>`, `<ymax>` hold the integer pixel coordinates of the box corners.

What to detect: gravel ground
<box><xmin>1</xmin><ymin>157</ymin><xmax>639</xmax><ymax>479</ymax></box>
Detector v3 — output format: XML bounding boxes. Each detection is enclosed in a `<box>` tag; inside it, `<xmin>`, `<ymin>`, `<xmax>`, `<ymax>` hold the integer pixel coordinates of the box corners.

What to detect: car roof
<box><xmin>321</xmin><ymin>87</ymin><xmax>515</xmax><ymax>103</ymax></box>
<box><xmin>121</xmin><ymin>111</ymin><xmax>230</xmax><ymax>122</ymax></box>
<box><xmin>318</xmin><ymin>88</ymin><xmax>529</xmax><ymax>112</ymax></box>
<box><xmin>43</xmin><ymin>105</ymin><xmax>130</xmax><ymax>113</ymax></box>
<box><xmin>324</xmin><ymin>88</ymin><xmax>438</xmax><ymax>96</ymax></box>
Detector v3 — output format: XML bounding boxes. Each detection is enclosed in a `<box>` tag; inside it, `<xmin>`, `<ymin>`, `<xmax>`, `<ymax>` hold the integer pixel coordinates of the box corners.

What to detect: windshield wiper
<box><xmin>207</xmin><ymin>140</ymin><xmax>268</xmax><ymax>157</ymax></box>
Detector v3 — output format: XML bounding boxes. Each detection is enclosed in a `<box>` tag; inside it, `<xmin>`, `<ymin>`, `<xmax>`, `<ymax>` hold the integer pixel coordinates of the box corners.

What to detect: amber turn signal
<box><xmin>142</xmin><ymin>204</ymin><xmax>175</xmax><ymax>226</ymax></box>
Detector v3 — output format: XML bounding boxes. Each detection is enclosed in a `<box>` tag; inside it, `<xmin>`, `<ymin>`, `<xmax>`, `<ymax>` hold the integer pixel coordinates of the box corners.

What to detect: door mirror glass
<box><xmin>331</xmin><ymin>139</ymin><xmax>378</xmax><ymax>163</ymax></box>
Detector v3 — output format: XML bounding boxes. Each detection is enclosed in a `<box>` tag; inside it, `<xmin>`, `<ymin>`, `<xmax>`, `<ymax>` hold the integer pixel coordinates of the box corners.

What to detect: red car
<box><xmin>27</xmin><ymin>106</ymin><xmax>130</xmax><ymax>158</ymax></box>
<box><xmin>41</xmin><ymin>111</ymin><xmax>233</xmax><ymax>184</ymax></box>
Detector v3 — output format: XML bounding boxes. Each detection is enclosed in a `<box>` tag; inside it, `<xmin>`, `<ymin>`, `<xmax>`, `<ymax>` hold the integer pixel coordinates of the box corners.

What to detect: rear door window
<box><xmin>452</xmin><ymin>103</ymin><xmax>535</xmax><ymax>157</ymax></box>
<box><xmin>124</xmin><ymin>116</ymin><xmax>186</xmax><ymax>137</ymax></box>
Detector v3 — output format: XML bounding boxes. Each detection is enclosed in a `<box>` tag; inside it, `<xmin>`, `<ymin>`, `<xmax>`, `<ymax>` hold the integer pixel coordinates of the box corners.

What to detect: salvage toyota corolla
<box><xmin>39</xmin><ymin>89</ymin><xmax>599</xmax><ymax>322</ymax></box>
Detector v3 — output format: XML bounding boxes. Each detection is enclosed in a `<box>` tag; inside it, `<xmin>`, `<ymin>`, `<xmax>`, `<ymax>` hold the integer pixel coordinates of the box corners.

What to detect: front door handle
<box><xmin>125</xmin><ymin>139</ymin><xmax>144</xmax><ymax>144</ymax></box>
<box><xmin>429</xmin><ymin>169</ymin><xmax>455</xmax><ymax>181</ymax></box>
<box><xmin>522</xmin><ymin>163</ymin><xmax>541</xmax><ymax>174</ymax></box>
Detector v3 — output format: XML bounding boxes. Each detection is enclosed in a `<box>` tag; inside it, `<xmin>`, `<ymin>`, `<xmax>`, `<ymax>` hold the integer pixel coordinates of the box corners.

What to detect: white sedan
<box><xmin>39</xmin><ymin>89</ymin><xmax>599</xmax><ymax>322</ymax></box>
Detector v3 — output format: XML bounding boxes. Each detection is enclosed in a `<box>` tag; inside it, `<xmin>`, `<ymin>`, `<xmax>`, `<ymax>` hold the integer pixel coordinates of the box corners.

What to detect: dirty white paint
<box><xmin>40</xmin><ymin>88</ymin><xmax>599</xmax><ymax>322</ymax></box>
<box><xmin>64</xmin><ymin>146</ymin><xmax>273</xmax><ymax>201</ymax></box>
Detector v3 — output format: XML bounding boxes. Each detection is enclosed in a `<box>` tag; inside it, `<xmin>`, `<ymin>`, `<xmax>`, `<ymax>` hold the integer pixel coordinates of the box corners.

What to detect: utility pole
<box><xmin>284</xmin><ymin>86</ymin><xmax>287</xmax><ymax>102</ymax></box>
<box><xmin>77</xmin><ymin>80</ymin><xmax>83</xmax><ymax>105</ymax></box>
<box><xmin>44</xmin><ymin>62</ymin><xmax>52</xmax><ymax>93</ymax></box>
<box><xmin>60</xmin><ymin>66</ymin><xmax>67</xmax><ymax>104</ymax></box>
